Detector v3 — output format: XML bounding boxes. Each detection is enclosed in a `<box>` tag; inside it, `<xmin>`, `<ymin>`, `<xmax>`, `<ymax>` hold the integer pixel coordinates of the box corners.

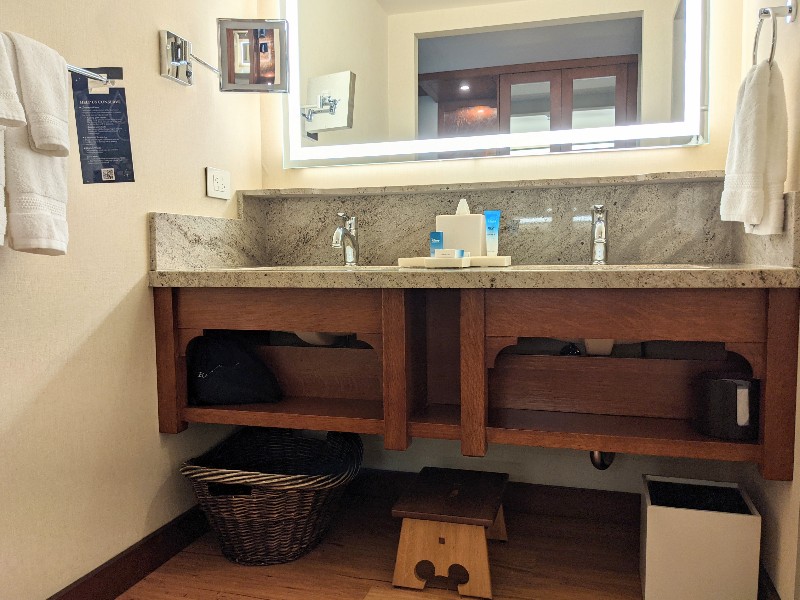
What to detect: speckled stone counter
<box><xmin>149</xmin><ymin>264</ymin><xmax>800</xmax><ymax>289</ymax></box>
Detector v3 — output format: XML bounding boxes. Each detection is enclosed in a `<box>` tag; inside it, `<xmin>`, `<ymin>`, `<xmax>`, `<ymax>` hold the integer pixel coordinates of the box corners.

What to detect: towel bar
<box><xmin>753</xmin><ymin>0</ymin><xmax>796</xmax><ymax>66</ymax></box>
<box><xmin>66</xmin><ymin>64</ymin><xmax>113</xmax><ymax>86</ymax></box>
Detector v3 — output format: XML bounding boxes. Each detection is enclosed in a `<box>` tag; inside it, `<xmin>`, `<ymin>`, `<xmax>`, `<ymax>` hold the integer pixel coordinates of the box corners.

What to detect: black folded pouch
<box><xmin>186</xmin><ymin>335</ymin><xmax>283</xmax><ymax>406</ymax></box>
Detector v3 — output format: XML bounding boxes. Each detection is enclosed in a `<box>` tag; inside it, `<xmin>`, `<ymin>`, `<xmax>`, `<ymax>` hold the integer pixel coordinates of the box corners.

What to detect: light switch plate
<box><xmin>205</xmin><ymin>167</ymin><xmax>231</xmax><ymax>200</ymax></box>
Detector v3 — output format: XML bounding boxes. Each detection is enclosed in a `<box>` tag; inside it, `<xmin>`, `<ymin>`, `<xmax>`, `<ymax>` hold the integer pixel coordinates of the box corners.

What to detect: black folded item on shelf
<box><xmin>186</xmin><ymin>335</ymin><xmax>282</xmax><ymax>405</ymax></box>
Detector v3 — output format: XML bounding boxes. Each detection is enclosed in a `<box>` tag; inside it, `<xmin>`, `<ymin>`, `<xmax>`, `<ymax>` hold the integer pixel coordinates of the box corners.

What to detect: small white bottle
<box><xmin>435</xmin><ymin>199</ymin><xmax>487</xmax><ymax>258</ymax></box>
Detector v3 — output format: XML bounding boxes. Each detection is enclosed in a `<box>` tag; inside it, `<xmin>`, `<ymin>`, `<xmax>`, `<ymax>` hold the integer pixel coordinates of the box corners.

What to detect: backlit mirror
<box><xmin>218</xmin><ymin>19</ymin><xmax>289</xmax><ymax>93</ymax></box>
<box><xmin>284</xmin><ymin>0</ymin><xmax>709</xmax><ymax>167</ymax></box>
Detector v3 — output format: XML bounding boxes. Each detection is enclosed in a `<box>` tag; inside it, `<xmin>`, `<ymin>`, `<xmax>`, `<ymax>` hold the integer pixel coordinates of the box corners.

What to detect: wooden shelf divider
<box><xmin>487</xmin><ymin>409</ymin><xmax>761</xmax><ymax>462</ymax></box>
<box><xmin>182</xmin><ymin>397</ymin><xmax>384</xmax><ymax>434</ymax></box>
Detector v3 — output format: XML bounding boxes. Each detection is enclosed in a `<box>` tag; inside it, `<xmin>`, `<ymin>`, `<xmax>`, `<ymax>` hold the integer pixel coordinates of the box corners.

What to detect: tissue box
<box><xmin>641</xmin><ymin>476</ymin><xmax>761</xmax><ymax>600</ymax></box>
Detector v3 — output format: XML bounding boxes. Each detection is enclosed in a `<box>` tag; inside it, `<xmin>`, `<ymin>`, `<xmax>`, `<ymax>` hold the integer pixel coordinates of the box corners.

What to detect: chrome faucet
<box><xmin>590</xmin><ymin>205</ymin><xmax>607</xmax><ymax>265</ymax></box>
<box><xmin>332</xmin><ymin>212</ymin><xmax>358</xmax><ymax>266</ymax></box>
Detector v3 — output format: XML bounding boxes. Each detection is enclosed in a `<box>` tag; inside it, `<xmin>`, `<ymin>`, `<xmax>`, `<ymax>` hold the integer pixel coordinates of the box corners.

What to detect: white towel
<box><xmin>720</xmin><ymin>62</ymin><xmax>771</xmax><ymax>226</ymax></box>
<box><xmin>0</xmin><ymin>34</ymin><xmax>26</xmax><ymax>247</ymax></box>
<box><xmin>746</xmin><ymin>63</ymin><xmax>788</xmax><ymax>235</ymax></box>
<box><xmin>0</xmin><ymin>34</ymin><xmax>25</xmax><ymax>128</ymax></box>
<box><xmin>5</xmin><ymin>32</ymin><xmax>69</xmax><ymax>157</ymax></box>
<box><xmin>2</xmin><ymin>34</ymin><xmax>68</xmax><ymax>255</ymax></box>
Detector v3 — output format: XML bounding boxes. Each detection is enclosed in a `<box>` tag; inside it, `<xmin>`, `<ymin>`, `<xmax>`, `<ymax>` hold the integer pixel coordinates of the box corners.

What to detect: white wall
<box><xmin>0</xmin><ymin>2</ymin><xmax>262</xmax><ymax>598</ymax></box>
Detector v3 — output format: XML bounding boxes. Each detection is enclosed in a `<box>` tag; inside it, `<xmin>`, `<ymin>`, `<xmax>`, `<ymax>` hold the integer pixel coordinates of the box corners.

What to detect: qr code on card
<box><xmin>100</xmin><ymin>168</ymin><xmax>116</xmax><ymax>181</ymax></box>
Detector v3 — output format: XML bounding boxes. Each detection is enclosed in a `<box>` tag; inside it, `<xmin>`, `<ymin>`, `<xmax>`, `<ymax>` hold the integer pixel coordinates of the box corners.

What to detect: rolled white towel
<box><xmin>5</xmin><ymin>32</ymin><xmax>69</xmax><ymax>157</ymax></box>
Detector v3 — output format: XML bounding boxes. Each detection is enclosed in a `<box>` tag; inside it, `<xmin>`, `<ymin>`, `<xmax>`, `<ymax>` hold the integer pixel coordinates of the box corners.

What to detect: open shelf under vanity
<box><xmin>153</xmin><ymin>285</ymin><xmax>799</xmax><ymax>480</ymax></box>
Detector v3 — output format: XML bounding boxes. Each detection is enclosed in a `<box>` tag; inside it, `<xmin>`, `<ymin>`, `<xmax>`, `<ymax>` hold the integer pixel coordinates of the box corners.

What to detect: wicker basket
<box><xmin>181</xmin><ymin>428</ymin><xmax>363</xmax><ymax>565</ymax></box>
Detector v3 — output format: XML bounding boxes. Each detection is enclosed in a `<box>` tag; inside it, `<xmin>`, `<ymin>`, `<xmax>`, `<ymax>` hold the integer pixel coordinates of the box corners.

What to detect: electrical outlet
<box><xmin>205</xmin><ymin>167</ymin><xmax>231</xmax><ymax>200</ymax></box>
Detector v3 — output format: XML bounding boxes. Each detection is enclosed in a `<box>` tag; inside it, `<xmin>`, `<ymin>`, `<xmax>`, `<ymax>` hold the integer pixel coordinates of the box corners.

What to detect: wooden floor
<box><xmin>119</xmin><ymin>475</ymin><xmax>642</xmax><ymax>600</ymax></box>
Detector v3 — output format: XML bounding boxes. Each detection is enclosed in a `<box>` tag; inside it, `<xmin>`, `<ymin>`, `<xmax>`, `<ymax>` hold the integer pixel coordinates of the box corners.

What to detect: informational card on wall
<box><xmin>70</xmin><ymin>67</ymin><xmax>135</xmax><ymax>184</ymax></box>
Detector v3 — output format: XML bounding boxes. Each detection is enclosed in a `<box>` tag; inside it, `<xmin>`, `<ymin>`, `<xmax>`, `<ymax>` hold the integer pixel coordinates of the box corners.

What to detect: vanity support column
<box><xmin>461</xmin><ymin>289</ymin><xmax>488</xmax><ymax>456</ymax></box>
<box><xmin>759</xmin><ymin>288</ymin><xmax>800</xmax><ymax>480</ymax></box>
<box><xmin>383</xmin><ymin>290</ymin><xmax>426</xmax><ymax>451</ymax></box>
<box><xmin>153</xmin><ymin>288</ymin><xmax>187</xmax><ymax>434</ymax></box>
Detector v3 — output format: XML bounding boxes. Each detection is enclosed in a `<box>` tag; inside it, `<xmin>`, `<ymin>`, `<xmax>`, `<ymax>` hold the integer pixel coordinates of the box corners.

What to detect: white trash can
<box><xmin>641</xmin><ymin>475</ymin><xmax>761</xmax><ymax>600</ymax></box>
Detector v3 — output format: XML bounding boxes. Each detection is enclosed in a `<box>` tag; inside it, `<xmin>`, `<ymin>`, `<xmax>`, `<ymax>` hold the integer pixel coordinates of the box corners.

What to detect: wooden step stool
<box><xmin>391</xmin><ymin>468</ymin><xmax>508</xmax><ymax>599</ymax></box>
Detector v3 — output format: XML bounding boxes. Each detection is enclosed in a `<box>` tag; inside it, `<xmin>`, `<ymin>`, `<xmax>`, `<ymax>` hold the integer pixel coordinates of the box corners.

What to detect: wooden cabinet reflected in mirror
<box><xmin>418</xmin><ymin>55</ymin><xmax>638</xmax><ymax>158</ymax></box>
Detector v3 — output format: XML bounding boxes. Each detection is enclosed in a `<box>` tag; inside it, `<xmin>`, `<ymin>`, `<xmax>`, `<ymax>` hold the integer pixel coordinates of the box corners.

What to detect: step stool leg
<box><xmin>392</xmin><ymin>519</ymin><xmax>428</xmax><ymax>590</ymax></box>
<box><xmin>486</xmin><ymin>505</ymin><xmax>507</xmax><ymax>542</ymax></box>
<box><xmin>453</xmin><ymin>524</ymin><xmax>493</xmax><ymax>599</ymax></box>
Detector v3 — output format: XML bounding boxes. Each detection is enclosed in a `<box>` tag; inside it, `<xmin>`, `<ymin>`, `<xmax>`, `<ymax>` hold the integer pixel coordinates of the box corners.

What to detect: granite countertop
<box><xmin>149</xmin><ymin>263</ymin><xmax>800</xmax><ymax>289</ymax></box>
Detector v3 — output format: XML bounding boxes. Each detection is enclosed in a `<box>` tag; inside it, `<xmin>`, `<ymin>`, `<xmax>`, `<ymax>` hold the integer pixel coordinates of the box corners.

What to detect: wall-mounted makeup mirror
<box><xmin>218</xmin><ymin>18</ymin><xmax>289</xmax><ymax>93</ymax></box>
<box><xmin>283</xmin><ymin>0</ymin><xmax>709</xmax><ymax>167</ymax></box>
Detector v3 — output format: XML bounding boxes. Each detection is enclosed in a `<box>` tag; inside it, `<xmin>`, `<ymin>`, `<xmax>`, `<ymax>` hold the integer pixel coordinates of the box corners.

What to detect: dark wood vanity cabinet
<box><xmin>153</xmin><ymin>286</ymin><xmax>799</xmax><ymax>481</ymax></box>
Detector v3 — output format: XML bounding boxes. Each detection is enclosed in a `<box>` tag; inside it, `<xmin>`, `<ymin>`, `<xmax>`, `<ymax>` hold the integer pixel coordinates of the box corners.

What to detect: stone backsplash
<box><xmin>150</xmin><ymin>173</ymin><xmax>798</xmax><ymax>270</ymax></box>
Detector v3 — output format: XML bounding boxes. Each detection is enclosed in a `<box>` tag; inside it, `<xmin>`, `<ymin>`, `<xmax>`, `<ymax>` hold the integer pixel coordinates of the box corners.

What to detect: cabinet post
<box><xmin>759</xmin><ymin>288</ymin><xmax>799</xmax><ymax>480</ymax></box>
<box><xmin>382</xmin><ymin>289</ymin><xmax>412</xmax><ymax>450</ymax></box>
<box><xmin>461</xmin><ymin>289</ymin><xmax>488</xmax><ymax>456</ymax></box>
<box><xmin>153</xmin><ymin>288</ymin><xmax>187</xmax><ymax>433</ymax></box>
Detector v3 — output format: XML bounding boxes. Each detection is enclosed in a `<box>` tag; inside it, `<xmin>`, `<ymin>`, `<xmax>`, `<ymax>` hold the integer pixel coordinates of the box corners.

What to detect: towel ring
<box><xmin>753</xmin><ymin>8</ymin><xmax>779</xmax><ymax>66</ymax></box>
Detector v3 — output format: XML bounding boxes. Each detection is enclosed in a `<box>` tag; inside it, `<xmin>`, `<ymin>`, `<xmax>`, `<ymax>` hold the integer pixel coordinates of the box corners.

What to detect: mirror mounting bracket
<box><xmin>159</xmin><ymin>30</ymin><xmax>218</xmax><ymax>86</ymax></box>
<box><xmin>301</xmin><ymin>95</ymin><xmax>340</xmax><ymax>122</ymax></box>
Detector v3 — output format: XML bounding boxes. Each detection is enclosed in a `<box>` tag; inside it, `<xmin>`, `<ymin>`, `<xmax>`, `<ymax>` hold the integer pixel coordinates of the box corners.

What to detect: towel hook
<box><xmin>753</xmin><ymin>8</ymin><xmax>779</xmax><ymax>66</ymax></box>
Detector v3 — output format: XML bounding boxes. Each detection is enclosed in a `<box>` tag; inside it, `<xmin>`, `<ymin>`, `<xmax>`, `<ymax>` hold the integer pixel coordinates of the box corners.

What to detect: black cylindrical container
<box><xmin>696</xmin><ymin>377</ymin><xmax>759</xmax><ymax>441</ymax></box>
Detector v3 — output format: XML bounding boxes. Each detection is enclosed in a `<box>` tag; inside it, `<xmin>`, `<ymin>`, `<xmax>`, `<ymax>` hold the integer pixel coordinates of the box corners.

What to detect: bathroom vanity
<box><xmin>151</xmin><ymin>265</ymin><xmax>800</xmax><ymax>481</ymax></box>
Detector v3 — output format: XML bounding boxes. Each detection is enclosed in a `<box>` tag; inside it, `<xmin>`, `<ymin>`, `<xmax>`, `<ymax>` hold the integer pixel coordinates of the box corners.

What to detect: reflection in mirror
<box><xmin>286</xmin><ymin>0</ymin><xmax>708</xmax><ymax>167</ymax></box>
<box><xmin>218</xmin><ymin>19</ymin><xmax>289</xmax><ymax>93</ymax></box>
<box><xmin>417</xmin><ymin>18</ymin><xmax>641</xmax><ymax>156</ymax></box>
<box><xmin>509</xmin><ymin>81</ymin><xmax>552</xmax><ymax>134</ymax></box>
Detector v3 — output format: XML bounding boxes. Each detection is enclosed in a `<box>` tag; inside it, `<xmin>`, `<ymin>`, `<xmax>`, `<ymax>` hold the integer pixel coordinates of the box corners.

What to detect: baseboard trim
<box><xmin>49</xmin><ymin>506</ymin><xmax>209</xmax><ymax>600</ymax></box>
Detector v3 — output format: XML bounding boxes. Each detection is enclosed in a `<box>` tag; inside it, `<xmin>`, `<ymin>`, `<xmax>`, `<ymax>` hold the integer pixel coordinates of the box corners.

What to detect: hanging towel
<box><xmin>5</xmin><ymin>32</ymin><xmax>69</xmax><ymax>157</ymax></box>
<box><xmin>0</xmin><ymin>34</ymin><xmax>25</xmax><ymax>128</ymax></box>
<box><xmin>746</xmin><ymin>63</ymin><xmax>788</xmax><ymax>235</ymax></box>
<box><xmin>0</xmin><ymin>34</ymin><xmax>27</xmax><ymax>247</ymax></box>
<box><xmin>720</xmin><ymin>61</ymin><xmax>771</xmax><ymax>227</ymax></box>
<box><xmin>2</xmin><ymin>34</ymin><xmax>68</xmax><ymax>255</ymax></box>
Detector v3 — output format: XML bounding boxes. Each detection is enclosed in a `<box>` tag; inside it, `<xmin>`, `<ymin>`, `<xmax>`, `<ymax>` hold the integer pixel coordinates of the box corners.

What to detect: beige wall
<box><xmin>0</xmin><ymin>2</ymin><xmax>262</xmax><ymax>598</ymax></box>
<box><xmin>739</xmin><ymin>4</ymin><xmax>800</xmax><ymax>600</ymax></box>
<box><xmin>298</xmin><ymin>0</ymin><xmax>388</xmax><ymax>146</ymax></box>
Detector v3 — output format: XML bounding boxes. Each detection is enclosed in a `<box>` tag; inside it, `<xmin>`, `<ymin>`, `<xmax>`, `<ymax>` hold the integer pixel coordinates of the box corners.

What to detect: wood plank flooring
<box><xmin>119</xmin><ymin>479</ymin><xmax>642</xmax><ymax>600</ymax></box>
